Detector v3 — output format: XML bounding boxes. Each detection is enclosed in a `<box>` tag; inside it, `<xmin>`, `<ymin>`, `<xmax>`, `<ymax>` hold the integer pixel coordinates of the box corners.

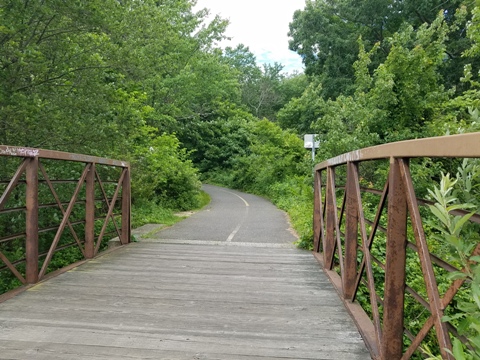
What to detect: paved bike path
<box><xmin>154</xmin><ymin>184</ymin><xmax>297</xmax><ymax>245</ymax></box>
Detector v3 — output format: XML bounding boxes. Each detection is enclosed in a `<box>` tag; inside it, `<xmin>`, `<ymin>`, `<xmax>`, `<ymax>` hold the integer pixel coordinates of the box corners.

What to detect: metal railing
<box><xmin>313</xmin><ymin>133</ymin><xmax>480</xmax><ymax>359</ymax></box>
<box><xmin>0</xmin><ymin>145</ymin><xmax>130</xmax><ymax>290</ymax></box>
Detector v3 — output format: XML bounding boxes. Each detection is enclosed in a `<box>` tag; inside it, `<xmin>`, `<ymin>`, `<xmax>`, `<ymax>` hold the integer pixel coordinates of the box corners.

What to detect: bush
<box><xmin>131</xmin><ymin>131</ymin><xmax>202</xmax><ymax>211</ymax></box>
<box><xmin>268</xmin><ymin>176</ymin><xmax>314</xmax><ymax>249</ymax></box>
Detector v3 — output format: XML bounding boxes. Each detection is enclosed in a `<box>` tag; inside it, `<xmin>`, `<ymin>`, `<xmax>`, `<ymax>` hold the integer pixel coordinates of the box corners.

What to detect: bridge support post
<box><xmin>121</xmin><ymin>166</ymin><xmax>131</xmax><ymax>245</ymax></box>
<box><xmin>382</xmin><ymin>157</ymin><xmax>407</xmax><ymax>358</ymax></box>
<box><xmin>85</xmin><ymin>163</ymin><xmax>95</xmax><ymax>259</ymax></box>
<box><xmin>25</xmin><ymin>157</ymin><xmax>39</xmax><ymax>284</ymax></box>
<box><xmin>324</xmin><ymin>167</ymin><xmax>336</xmax><ymax>269</ymax></box>
<box><xmin>313</xmin><ymin>169</ymin><xmax>323</xmax><ymax>253</ymax></box>
<box><xmin>344</xmin><ymin>162</ymin><xmax>358</xmax><ymax>300</ymax></box>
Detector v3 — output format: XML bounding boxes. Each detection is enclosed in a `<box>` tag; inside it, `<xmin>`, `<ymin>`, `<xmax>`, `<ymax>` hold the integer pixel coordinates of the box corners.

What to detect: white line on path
<box><xmin>226</xmin><ymin>224</ymin><xmax>242</xmax><ymax>242</ymax></box>
<box><xmin>223</xmin><ymin>190</ymin><xmax>250</xmax><ymax>207</ymax></box>
<box><xmin>221</xmin><ymin>190</ymin><xmax>250</xmax><ymax>242</ymax></box>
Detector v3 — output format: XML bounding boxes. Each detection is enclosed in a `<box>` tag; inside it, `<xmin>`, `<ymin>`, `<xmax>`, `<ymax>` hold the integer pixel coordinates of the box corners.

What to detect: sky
<box><xmin>193</xmin><ymin>0</ymin><xmax>306</xmax><ymax>74</ymax></box>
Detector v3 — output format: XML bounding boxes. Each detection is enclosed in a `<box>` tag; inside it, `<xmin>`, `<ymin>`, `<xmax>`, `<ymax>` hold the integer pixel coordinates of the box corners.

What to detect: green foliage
<box><xmin>177</xmin><ymin>103</ymin><xmax>255</xmax><ymax>173</ymax></box>
<box><xmin>427</xmin><ymin>174</ymin><xmax>477</xmax><ymax>262</ymax></box>
<box><xmin>0</xmin><ymin>269</ymin><xmax>22</xmax><ymax>295</ymax></box>
<box><xmin>0</xmin><ymin>0</ymin><xmax>233</xmax><ymax>212</ymax></box>
<box><xmin>230</xmin><ymin>119</ymin><xmax>309</xmax><ymax>194</ymax></box>
<box><xmin>132</xmin><ymin>129</ymin><xmax>202</xmax><ymax>211</ymax></box>
<box><xmin>427</xmin><ymin>165</ymin><xmax>480</xmax><ymax>359</ymax></box>
<box><xmin>288</xmin><ymin>0</ymin><xmax>469</xmax><ymax>99</ymax></box>
<box><xmin>131</xmin><ymin>201</ymin><xmax>181</xmax><ymax>229</ymax></box>
<box><xmin>281</xmin><ymin>8</ymin><xmax>473</xmax><ymax>163</ymax></box>
<box><xmin>132</xmin><ymin>189</ymin><xmax>210</xmax><ymax>234</ymax></box>
<box><xmin>0</xmin><ymin>0</ymin><xmax>133</xmax><ymax>152</ymax></box>
<box><xmin>281</xmin><ymin>2</ymin><xmax>480</xmax><ymax>162</ymax></box>
<box><xmin>221</xmin><ymin>45</ymin><xmax>308</xmax><ymax>122</ymax></box>
<box><xmin>288</xmin><ymin>0</ymin><xmax>359</xmax><ymax>98</ymax></box>
<box><xmin>278</xmin><ymin>73</ymin><xmax>310</xmax><ymax>104</ymax></box>
<box><xmin>268</xmin><ymin>176</ymin><xmax>314</xmax><ymax>249</ymax></box>
<box><xmin>434</xmin><ymin>4</ymin><xmax>480</xmax><ymax>135</ymax></box>
<box><xmin>277</xmin><ymin>80</ymin><xmax>324</xmax><ymax>133</ymax></box>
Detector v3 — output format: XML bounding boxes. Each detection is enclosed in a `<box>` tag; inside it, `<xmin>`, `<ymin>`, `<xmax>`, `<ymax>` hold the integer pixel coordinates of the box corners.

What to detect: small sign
<box><xmin>304</xmin><ymin>134</ymin><xmax>320</xmax><ymax>149</ymax></box>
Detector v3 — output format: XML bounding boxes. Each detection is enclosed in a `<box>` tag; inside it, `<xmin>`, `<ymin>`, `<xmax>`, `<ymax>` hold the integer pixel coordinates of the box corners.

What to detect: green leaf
<box><xmin>468</xmin><ymin>336</ymin><xmax>480</xmax><ymax>355</ymax></box>
<box><xmin>447</xmin><ymin>272</ymin><xmax>469</xmax><ymax>281</ymax></box>
<box><xmin>443</xmin><ymin>312</ymin><xmax>466</xmax><ymax>322</ymax></box>
<box><xmin>447</xmin><ymin>203</ymin><xmax>476</xmax><ymax>212</ymax></box>
<box><xmin>452</xmin><ymin>338</ymin><xmax>467</xmax><ymax>360</ymax></box>
<box><xmin>445</xmin><ymin>234</ymin><xmax>462</xmax><ymax>248</ymax></box>
<box><xmin>428</xmin><ymin>204</ymin><xmax>450</xmax><ymax>228</ymax></box>
<box><xmin>452</xmin><ymin>212</ymin><xmax>475</xmax><ymax>236</ymax></box>
<box><xmin>472</xmin><ymin>283</ymin><xmax>480</xmax><ymax>309</ymax></box>
<box><xmin>458</xmin><ymin>302</ymin><xmax>479</xmax><ymax>313</ymax></box>
<box><xmin>466</xmin><ymin>176</ymin><xmax>472</xmax><ymax>192</ymax></box>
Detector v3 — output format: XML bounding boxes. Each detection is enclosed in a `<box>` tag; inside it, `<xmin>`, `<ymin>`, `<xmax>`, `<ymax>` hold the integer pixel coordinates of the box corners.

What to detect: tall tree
<box><xmin>0</xmin><ymin>0</ymin><xmax>129</xmax><ymax>153</ymax></box>
<box><xmin>0</xmin><ymin>0</ymin><xmax>243</xmax><ymax>208</ymax></box>
<box><xmin>288</xmin><ymin>0</ymin><xmax>470</xmax><ymax>99</ymax></box>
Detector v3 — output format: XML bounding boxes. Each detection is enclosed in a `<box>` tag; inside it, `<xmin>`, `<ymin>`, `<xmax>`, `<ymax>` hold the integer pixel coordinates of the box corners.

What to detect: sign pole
<box><xmin>304</xmin><ymin>134</ymin><xmax>319</xmax><ymax>162</ymax></box>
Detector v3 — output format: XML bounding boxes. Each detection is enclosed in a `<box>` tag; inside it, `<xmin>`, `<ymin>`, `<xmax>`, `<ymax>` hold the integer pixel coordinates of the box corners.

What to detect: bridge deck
<box><xmin>0</xmin><ymin>186</ymin><xmax>371</xmax><ymax>359</ymax></box>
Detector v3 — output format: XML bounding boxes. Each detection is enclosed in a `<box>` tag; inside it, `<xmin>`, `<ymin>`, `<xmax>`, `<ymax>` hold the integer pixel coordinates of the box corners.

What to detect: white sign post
<box><xmin>304</xmin><ymin>134</ymin><xmax>320</xmax><ymax>161</ymax></box>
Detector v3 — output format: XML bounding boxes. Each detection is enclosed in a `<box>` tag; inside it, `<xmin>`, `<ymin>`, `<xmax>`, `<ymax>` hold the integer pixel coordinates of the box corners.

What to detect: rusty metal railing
<box><xmin>313</xmin><ymin>133</ymin><xmax>480</xmax><ymax>359</ymax></box>
<box><xmin>0</xmin><ymin>145</ymin><xmax>130</xmax><ymax>292</ymax></box>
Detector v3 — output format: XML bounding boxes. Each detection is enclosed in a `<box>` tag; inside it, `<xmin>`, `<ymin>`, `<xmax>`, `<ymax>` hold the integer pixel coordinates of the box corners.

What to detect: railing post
<box><xmin>324</xmin><ymin>166</ymin><xmax>336</xmax><ymax>269</ymax></box>
<box><xmin>344</xmin><ymin>162</ymin><xmax>358</xmax><ymax>300</ymax></box>
<box><xmin>382</xmin><ymin>157</ymin><xmax>408</xmax><ymax>358</ymax></box>
<box><xmin>25</xmin><ymin>156</ymin><xmax>39</xmax><ymax>284</ymax></box>
<box><xmin>85</xmin><ymin>163</ymin><xmax>95</xmax><ymax>259</ymax></box>
<box><xmin>121</xmin><ymin>166</ymin><xmax>131</xmax><ymax>245</ymax></box>
<box><xmin>313</xmin><ymin>169</ymin><xmax>322</xmax><ymax>253</ymax></box>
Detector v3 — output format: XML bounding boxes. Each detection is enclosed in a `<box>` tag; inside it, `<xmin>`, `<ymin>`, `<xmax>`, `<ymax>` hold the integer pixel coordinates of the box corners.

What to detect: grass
<box><xmin>195</xmin><ymin>190</ymin><xmax>211</xmax><ymax>210</ymax></box>
<box><xmin>131</xmin><ymin>189</ymin><xmax>211</xmax><ymax>229</ymax></box>
<box><xmin>267</xmin><ymin>178</ymin><xmax>314</xmax><ymax>250</ymax></box>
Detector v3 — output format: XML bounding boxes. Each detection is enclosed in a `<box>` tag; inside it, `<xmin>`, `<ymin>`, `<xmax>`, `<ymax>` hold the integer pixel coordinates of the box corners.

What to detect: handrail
<box><xmin>0</xmin><ymin>146</ymin><xmax>130</xmax><ymax>293</ymax></box>
<box><xmin>316</xmin><ymin>132</ymin><xmax>480</xmax><ymax>169</ymax></box>
<box><xmin>313</xmin><ymin>132</ymin><xmax>480</xmax><ymax>360</ymax></box>
<box><xmin>0</xmin><ymin>145</ymin><xmax>128</xmax><ymax>167</ymax></box>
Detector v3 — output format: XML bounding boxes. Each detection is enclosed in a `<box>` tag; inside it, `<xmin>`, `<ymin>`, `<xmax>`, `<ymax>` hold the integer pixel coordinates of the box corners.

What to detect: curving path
<box><xmin>0</xmin><ymin>185</ymin><xmax>371</xmax><ymax>359</ymax></box>
<box><xmin>155</xmin><ymin>184</ymin><xmax>297</xmax><ymax>245</ymax></box>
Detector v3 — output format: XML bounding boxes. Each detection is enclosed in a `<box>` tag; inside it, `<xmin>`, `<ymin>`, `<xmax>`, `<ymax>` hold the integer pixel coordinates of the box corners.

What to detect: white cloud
<box><xmin>194</xmin><ymin>0</ymin><xmax>305</xmax><ymax>73</ymax></box>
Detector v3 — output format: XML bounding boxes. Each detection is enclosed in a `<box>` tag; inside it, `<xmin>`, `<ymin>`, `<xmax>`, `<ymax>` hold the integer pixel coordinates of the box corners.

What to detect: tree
<box><xmin>0</xmin><ymin>0</ymin><xmax>132</xmax><ymax>153</ymax></box>
<box><xmin>277</xmin><ymin>80</ymin><xmax>323</xmax><ymax>133</ymax></box>
<box><xmin>288</xmin><ymin>0</ymin><xmax>359</xmax><ymax>99</ymax></box>
<box><xmin>0</xmin><ymin>0</ymin><xmax>235</xmax><ymax>209</ymax></box>
<box><xmin>278</xmin><ymin>72</ymin><xmax>309</xmax><ymax>105</ymax></box>
<box><xmin>288</xmin><ymin>0</ymin><xmax>471</xmax><ymax>100</ymax></box>
<box><xmin>246</xmin><ymin>63</ymin><xmax>286</xmax><ymax>120</ymax></box>
<box><xmin>229</xmin><ymin>119</ymin><xmax>308</xmax><ymax>194</ymax></box>
<box><xmin>223</xmin><ymin>44</ymin><xmax>262</xmax><ymax>89</ymax></box>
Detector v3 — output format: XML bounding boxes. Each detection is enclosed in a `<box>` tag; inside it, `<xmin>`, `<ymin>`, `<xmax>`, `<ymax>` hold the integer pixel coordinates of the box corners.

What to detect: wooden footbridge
<box><xmin>1</xmin><ymin>133</ymin><xmax>480</xmax><ymax>359</ymax></box>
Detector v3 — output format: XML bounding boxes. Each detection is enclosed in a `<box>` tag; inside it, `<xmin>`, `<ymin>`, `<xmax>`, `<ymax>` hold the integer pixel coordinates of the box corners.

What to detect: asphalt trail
<box><xmin>156</xmin><ymin>184</ymin><xmax>297</xmax><ymax>245</ymax></box>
